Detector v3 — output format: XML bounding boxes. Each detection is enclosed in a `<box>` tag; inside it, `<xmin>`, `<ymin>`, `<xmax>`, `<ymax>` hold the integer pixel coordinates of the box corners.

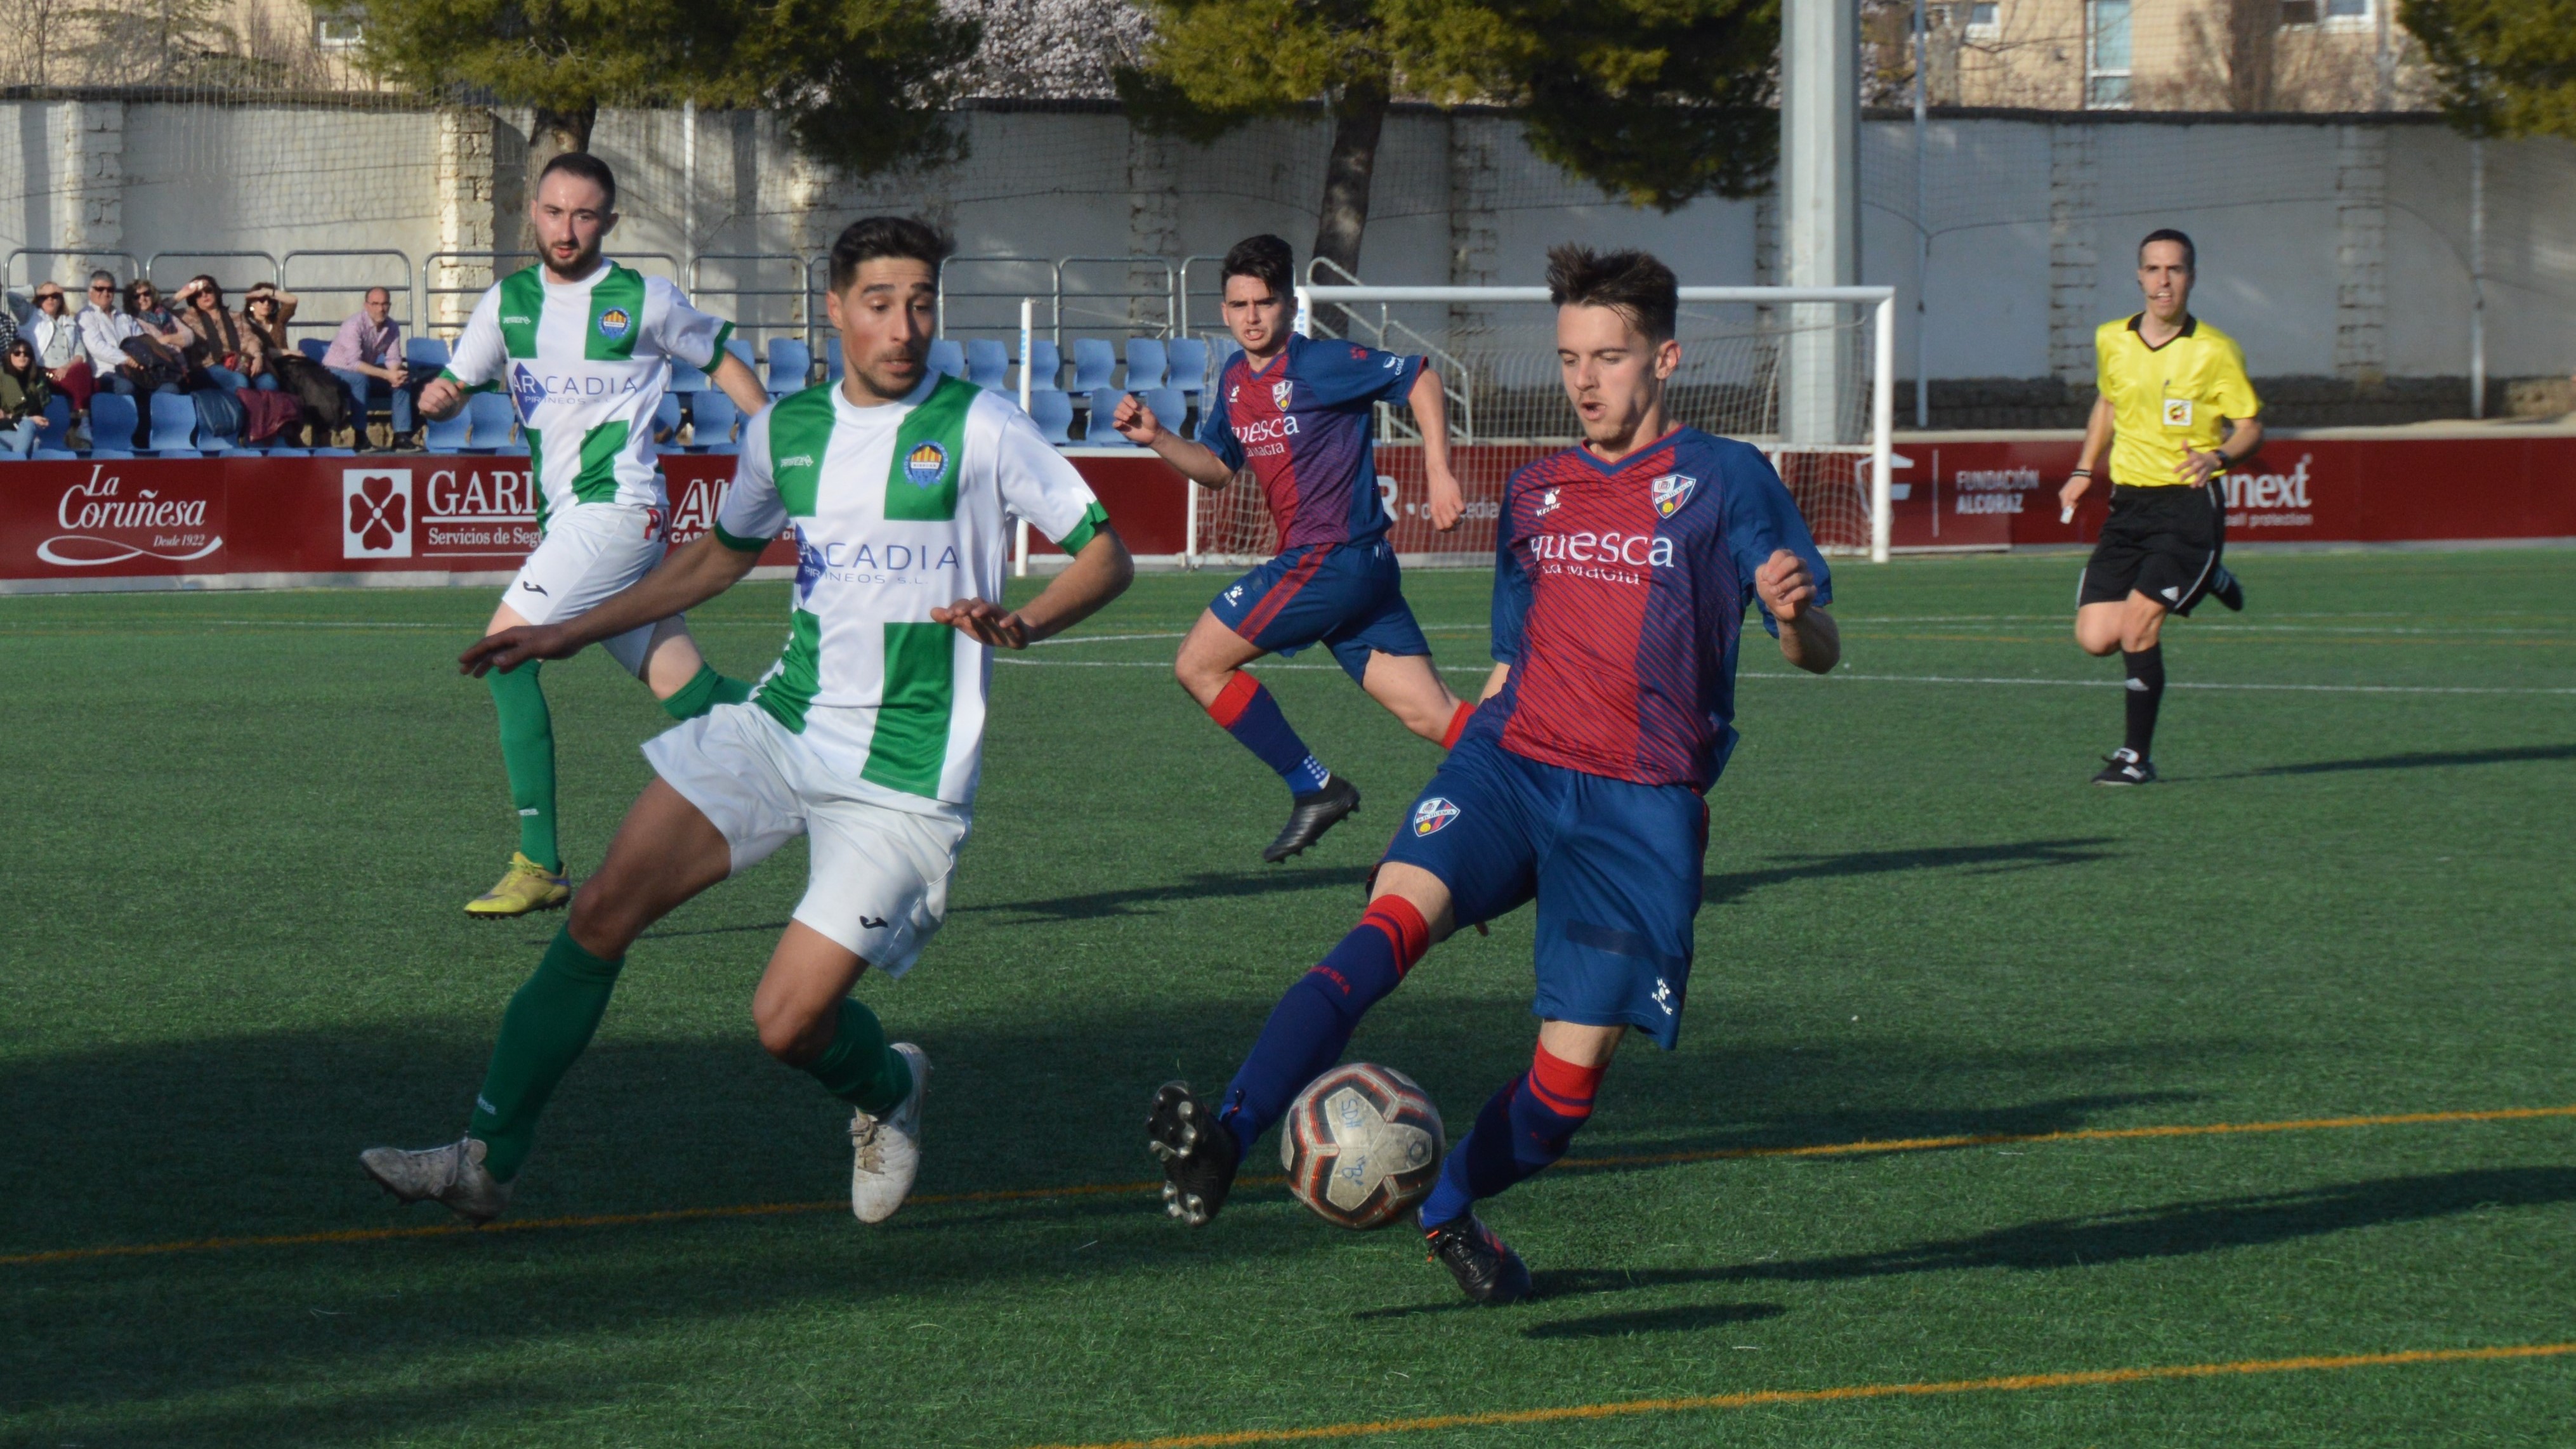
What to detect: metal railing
<box><xmin>1178</xmin><ymin>254</ymin><xmax>1228</xmax><ymax>338</ymax></box>
<box><xmin>279</xmin><ymin>249</ymin><xmax>414</xmax><ymax>348</ymax></box>
<box><xmin>145</xmin><ymin>250</ymin><xmax>280</xmax><ymax>292</ymax></box>
<box><xmin>420</xmin><ymin>251</ymin><xmax>537</xmax><ymax>338</ymax></box>
<box><xmin>1298</xmin><ymin>259</ymin><xmax>1476</xmax><ymax>445</ymax></box>
<box><xmin>1057</xmin><ymin>256</ymin><xmax>1176</xmax><ymax>343</ymax></box>
<box><xmin>687</xmin><ymin>252</ymin><xmax>807</xmax><ymax>358</ymax></box>
<box><xmin>933</xmin><ymin>255</ymin><xmax>1060</xmax><ymax>346</ymax></box>
<box><xmin>6</xmin><ymin>249</ymin><xmax>141</xmax><ymax>297</ymax></box>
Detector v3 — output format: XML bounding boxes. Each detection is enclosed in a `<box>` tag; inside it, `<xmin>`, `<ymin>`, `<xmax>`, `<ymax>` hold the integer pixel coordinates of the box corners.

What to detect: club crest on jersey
<box><xmin>596</xmin><ymin>306</ymin><xmax>632</xmax><ymax>341</ymax></box>
<box><xmin>903</xmin><ymin>441</ymin><xmax>949</xmax><ymax>489</ymax></box>
<box><xmin>1650</xmin><ymin>473</ymin><xmax>1699</xmax><ymax>518</ymax></box>
<box><xmin>1272</xmin><ymin>379</ymin><xmax>1294</xmax><ymax>410</ymax></box>
<box><xmin>508</xmin><ymin>362</ymin><xmax>546</xmax><ymax>422</ymax></box>
<box><xmin>1411</xmin><ymin>797</ymin><xmax>1460</xmax><ymax>836</ymax></box>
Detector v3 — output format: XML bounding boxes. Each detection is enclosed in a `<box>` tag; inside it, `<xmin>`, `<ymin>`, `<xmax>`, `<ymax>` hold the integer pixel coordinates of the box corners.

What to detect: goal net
<box><xmin>1189</xmin><ymin>284</ymin><xmax>1895</xmax><ymax>567</ymax></box>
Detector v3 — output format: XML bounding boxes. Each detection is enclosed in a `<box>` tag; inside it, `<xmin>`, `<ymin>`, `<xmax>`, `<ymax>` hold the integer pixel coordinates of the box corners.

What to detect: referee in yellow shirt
<box><xmin>2059</xmin><ymin>230</ymin><xmax>2263</xmax><ymax>786</ymax></box>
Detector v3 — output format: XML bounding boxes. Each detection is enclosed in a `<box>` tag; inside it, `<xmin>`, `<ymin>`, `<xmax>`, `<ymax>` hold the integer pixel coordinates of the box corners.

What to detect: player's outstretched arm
<box><xmin>710</xmin><ymin>351</ymin><xmax>770</xmax><ymax>417</ymax></box>
<box><xmin>461</xmin><ymin>532</ymin><xmax>764</xmax><ymax>677</ymax></box>
<box><xmin>1755</xmin><ymin>549</ymin><xmax>1839</xmax><ymax>675</ymax></box>
<box><xmin>2061</xmin><ymin>393</ymin><xmax>2115</xmax><ymax>513</ymax></box>
<box><xmin>1114</xmin><ymin>394</ymin><xmax>1236</xmax><ymax>487</ymax></box>
<box><xmin>416</xmin><ymin>376</ymin><xmax>467</xmax><ymax>423</ymax></box>
<box><xmin>1409</xmin><ymin>367</ymin><xmax>1464</xmax><ymax>531</ymax></box>
<box><xmin>932</xmin><ymin>523</ymin><xmax>1135</xmax><ymax>650</ymax></box>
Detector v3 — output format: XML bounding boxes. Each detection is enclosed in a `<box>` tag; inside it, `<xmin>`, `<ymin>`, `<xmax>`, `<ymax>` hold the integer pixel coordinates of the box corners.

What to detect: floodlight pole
<box><xmin>1912</xmin><ymin>0</ymin><xmax>1930</xmax><ymax>429</ymax></box>
<box><xmin>1782</xmin><ymin>0</ymin><xmax>1858</xmax><ymax>449</ymax></box>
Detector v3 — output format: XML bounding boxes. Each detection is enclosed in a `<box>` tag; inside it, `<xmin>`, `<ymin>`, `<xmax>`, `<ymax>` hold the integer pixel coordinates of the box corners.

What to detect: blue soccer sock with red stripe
<box><xmin>1208</xmin><ymin>671</ymin><xmax>1331</xmax><ymax>796</ymax></box>
<box><xmin>1417</xmin><ymin>1044</ymin><xmax>1605</xmax><ymax>1228</ymax></box>
<box><xmin>1216</xmin><ymin>896</ymin><xmax>1432</xmax><ymax>1162</ymax></box>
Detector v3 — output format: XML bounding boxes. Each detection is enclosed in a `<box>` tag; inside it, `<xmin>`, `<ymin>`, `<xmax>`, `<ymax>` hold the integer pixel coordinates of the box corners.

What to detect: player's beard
<box><xmin>543</xmin><ymin>235</ymin><xmax>603</xmax><ymax>281</ymax></box>
<box><xmin>852</xmin><ymin>347</ymin><xmax>926</xmax><ymax>402</ymax></box>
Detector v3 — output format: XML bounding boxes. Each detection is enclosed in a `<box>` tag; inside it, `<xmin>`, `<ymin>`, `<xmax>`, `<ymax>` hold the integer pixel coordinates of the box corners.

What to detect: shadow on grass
<box><xmin>1521</xmin><ymin>1301</ymin><xmax>1788</xmax><ymax>1339</ymax></box>
<box><xmin>957</xmin><ymin>865</ymin><xmax>1375</xmax><ymax>922</ymax></box>
<box><xmin>2242</xmin><ymin>744</ymin><xmax>2576</xmax><ymax>777</ymax></box>
<box><xmin>1704</xmin><ymin>837</ymin><xmax>2115</xmax><ymax>906</ymax></box>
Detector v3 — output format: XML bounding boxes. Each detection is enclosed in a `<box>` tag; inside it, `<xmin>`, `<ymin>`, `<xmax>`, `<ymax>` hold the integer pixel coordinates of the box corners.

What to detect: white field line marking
<box><xmin>992</xmin><ymin>656</ymin><xmax>2576</xmax><ymax>696</ymax></box>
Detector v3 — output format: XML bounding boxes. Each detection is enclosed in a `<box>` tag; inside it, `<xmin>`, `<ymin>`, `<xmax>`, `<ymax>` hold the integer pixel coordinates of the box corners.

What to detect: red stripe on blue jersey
<box><xmin>1200</xmin><ymin>334</ymin><xmax>1422</xmax><ymax>552</ymax></box>
<box><xmin>1468</xmin><ymin>428</ymin><xmax>1830</xmax><ymax>791</ymax></box>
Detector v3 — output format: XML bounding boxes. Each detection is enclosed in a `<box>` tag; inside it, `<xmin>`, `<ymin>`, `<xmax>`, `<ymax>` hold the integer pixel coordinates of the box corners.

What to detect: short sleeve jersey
<box><xmin>1476</xmin><ymin>428</ymin><xmax>1830</xmax><ymax>792</ymax></box>
<box><xmin>440</xmin><ymin>261</ymin><xmax>733</xmax><ymax>521</ymax></box>
<box><xmin>1196</xmin><ymin>333</ymin><xmax>1423</xmax><ymax>551</ymax></box>
<box><xmin>2094</xmin><ymin>314</ymin><xmax>2259</xmax><ymax>489</ymax></box>
<box><xmin>714</xmin><ymin>374</ymin><xmax>1108</xmax><ymax>814</ymax></box>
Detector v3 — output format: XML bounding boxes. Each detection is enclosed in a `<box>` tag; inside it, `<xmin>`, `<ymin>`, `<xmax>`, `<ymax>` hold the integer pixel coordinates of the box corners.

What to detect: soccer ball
<box><xmin>1280</xmin><ymin>1063</ymin><xmax>1445</xmax><ymax>1230</ymax></box>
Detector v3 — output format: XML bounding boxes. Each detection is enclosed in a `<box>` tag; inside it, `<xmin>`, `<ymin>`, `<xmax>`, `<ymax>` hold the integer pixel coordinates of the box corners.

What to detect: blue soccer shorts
<box><xmin>1209</xmin><ymin>539</ymin><xmax>1431</xmax><ymax>685</ymax></box>
<box><xmin>1379</xmin><ymin>733</ymin><xmax>1707</xmax><ymax>1050</ymax></box>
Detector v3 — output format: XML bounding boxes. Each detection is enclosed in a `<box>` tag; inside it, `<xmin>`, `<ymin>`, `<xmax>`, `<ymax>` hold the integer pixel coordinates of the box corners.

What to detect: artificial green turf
<box><xmin>4</xmin><ymin>548</ymin><xmax>2572</xmax><ymax>1447</ymax></box>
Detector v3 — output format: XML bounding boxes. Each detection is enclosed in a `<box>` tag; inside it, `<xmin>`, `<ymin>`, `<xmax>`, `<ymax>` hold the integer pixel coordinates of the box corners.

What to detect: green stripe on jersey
<box><xmin>754</xmin><ymin>607</ymin><xmax>825</xmax><ymax>734</ymax></box>
<box><xmin>586</xmin><ymin>266</ymin><xmax>647</xmax><ymax>362</ymax></box>
<box><xmin>886</xmin><ymin>375</ymin><xmax>975</xmax><ymax>521</ymax></box>
<box><xmin>572</xmin><ymin>420</ymin><xmax>629</xmax><ymax>504</ymax></box>
<box><xmin>765</xmin><ymin>386</ymin><xmax>838</xmax><ymax>518</ymax></box>
<box><xmin>1056</xmin><ymin>500</ymin><xmax>1109</xmax><ymax>554</ymax></box>
<box><xmin>498</xmin><ymin>268</ymin><xmax>545</xmax><ymax>359</ymax></box>
<box><xmin>860</xmin><ymin>622</ymin><xmax>956</xmax><ymax>798</ymax></box>
<box><xmin>522</xmin><ymin>427</ymin><xmax>549</xmax><ymax>529</ymax></box>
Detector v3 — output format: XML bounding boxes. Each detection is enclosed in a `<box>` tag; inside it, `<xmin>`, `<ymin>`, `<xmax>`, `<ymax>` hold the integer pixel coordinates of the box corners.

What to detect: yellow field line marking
<box><xmin>1021</xmin><ymin>1342</ymin><xmax>2576</xmax><ymax>1449</ymax></box>
<box><xmin>6</xmin><ymin>1103</ymin><xmax>2568</xmax><ymax>1269</ymax></box>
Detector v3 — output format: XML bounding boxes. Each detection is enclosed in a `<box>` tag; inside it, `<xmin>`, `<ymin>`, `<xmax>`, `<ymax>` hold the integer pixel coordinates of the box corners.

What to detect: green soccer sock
<box><xmin>468</xmin><ymin>927</ymin><xmax>624</xmax><ymax>1181</ymax></box>
<box><xmin>486</xmin><ymin>662</ymin><xmax>560</xmax><ymax>872</ymax></box>
<box><xmin>661</xmin><ymin>663</ymin><xmax>756</xmax><ymax>721</ymax></box>
<box><xmin>801</xmin><ymin>998</ymin><xmax>912</xmax><ymax>1116</ymax></box>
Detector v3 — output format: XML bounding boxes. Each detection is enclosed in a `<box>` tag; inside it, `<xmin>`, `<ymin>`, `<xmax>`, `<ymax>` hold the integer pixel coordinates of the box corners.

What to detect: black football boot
<box><xmin>1262</xmin><ymin>775</ymin><xmax>1360</xmax><ymax>863</ymax></box>
<box><xmin>2207</xmin><ymin>565</ymin><xmax>2245</xmax><ymax>612</ymax></box>
<box><xmin>1147</xmin><ymin>1081</ymin><xmax>1239</xmax><ymax>1226</ymax></box>
<box><xmin>1423</xmin><ymin>1212</ymin><xmax>1534</xmax><ymax>1305</ymax></box>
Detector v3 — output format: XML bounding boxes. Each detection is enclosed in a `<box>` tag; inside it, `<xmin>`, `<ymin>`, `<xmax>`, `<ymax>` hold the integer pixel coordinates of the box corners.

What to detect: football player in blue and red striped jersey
<box><xmin>1147</xmin><ymin>246</ymin><xmax>1841</xmax><ymax>1304</ymax></box>
<box><xmin>1113</xmin><ymin>235</ymin><xmax>1472</xmax><ymax>864</ymax></box>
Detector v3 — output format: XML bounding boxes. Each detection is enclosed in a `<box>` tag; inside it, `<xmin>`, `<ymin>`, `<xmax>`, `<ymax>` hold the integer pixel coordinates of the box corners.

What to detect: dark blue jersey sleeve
<box><xmin>1490</xmin><ymin>468</ymin><xmax>1534</xmax><ymax>663</ymax></box>
<box><xmin>1296</xmin><ymin>335</ymin><xmax>1423</xmax><ymax>410</ymax></box>
<box><xmin>1195</xmin><ymin>380</ymin><xmax>1245</xmax><ymax>470</ymax></box>
<box><xmin>1716</xmin><ymin>443</ymin><xmax>1833</xmax><ymax>638</ymax></box>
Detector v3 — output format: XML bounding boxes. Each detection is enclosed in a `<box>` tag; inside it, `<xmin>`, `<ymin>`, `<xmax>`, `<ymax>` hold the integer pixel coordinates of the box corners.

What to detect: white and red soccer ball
<box><xmin>1280</xmin><ymin>1063</ymin><xmax>1446</xmax><ymax>1230</ymax></box>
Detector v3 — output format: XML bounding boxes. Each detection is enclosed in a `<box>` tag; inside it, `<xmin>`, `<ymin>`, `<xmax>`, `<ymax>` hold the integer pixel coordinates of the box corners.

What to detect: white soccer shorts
<box><xmin>503</xmin><ymin>501</ymin><xmax>673</xmax><ymax>678</ymax></box>
<box><xmin>641</xmin><ymin>702</ymin><xmax>971</xmax><ymax>975</ymax></box>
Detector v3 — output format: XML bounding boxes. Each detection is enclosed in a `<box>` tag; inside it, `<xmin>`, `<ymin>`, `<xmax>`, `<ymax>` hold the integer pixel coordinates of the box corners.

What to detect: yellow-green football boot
<box><xmin>464</xmin><ymin>851</ymin><xmax>571</xmax><ymax>917</ymax></box>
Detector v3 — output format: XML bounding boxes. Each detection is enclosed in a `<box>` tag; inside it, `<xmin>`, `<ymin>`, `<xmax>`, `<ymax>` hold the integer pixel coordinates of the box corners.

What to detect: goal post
<box><xmin>1186</xmin><ymin>282</ymin><xmax>1898</xmax><ymax>567</ymax></box>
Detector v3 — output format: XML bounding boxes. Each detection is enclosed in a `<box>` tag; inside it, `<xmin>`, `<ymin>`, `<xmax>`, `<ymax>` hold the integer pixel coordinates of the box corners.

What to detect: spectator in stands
<box><xmin>324</xmin><ymin>286</ymin><xmax>417</xmax><ymax>446</ymax></box>
<box><xmin>25</xmin><ymin>282</ymin><xmax>94</xmax><ymax>412</ymax></box>
<box><xmin>77</xmin><ymin>272</ymin><xmax>152</xmax><ymax>396</ymax></box>
<box><xmin>175</xmin><ymin>275</ymin><xmax>269</xmax><ymax>391</ymax></box>
<box><xmin>245</xmin><ymin>283</ymin><xmax>344</xmax><ymax>445</ymax></box>
<box><xmin>0</xmin><ymin>338</ymin><xmax>50</xmax><ymax>456</ymax></box>
<box><xmin>115</xmin><ymin>278</ymin><xmax>196</xmax><ymax>396</ymax></box>
<box><xmin>0</xmin><ymin>292</ymin><xmax>16</xmax><ymax>353</ymax></box>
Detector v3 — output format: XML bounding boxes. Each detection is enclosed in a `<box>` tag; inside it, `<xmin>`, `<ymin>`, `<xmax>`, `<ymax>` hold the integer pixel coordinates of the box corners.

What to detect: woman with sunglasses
<box><xmin>0</xmin><ymin>337</ymin><xmax>52</xmax><ymax>456</ymax></box>
<box><xmin>244</xmin><ymin>284</ymin><xmax>343</xmax><ymax>446</ymax></box>
<box><xmin>23</xmin><ymin>282</ymin><xmax>94</xmax><ymax>411</ymax></box>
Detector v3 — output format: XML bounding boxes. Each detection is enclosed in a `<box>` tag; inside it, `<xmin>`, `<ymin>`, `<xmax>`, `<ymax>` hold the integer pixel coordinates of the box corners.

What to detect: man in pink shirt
<box><xmin>322</xmin><ymin>287</ymin><xmax>418</xmax><ymax>442</ymax></box>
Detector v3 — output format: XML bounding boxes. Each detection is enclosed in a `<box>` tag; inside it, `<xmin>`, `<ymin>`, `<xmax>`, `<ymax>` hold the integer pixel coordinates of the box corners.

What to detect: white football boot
<box><xmin>849</xmin><ymin>1043</ymin><xmax>930</xmax><ymax>1223</ymax></box>
<box><xmin>359</xmin><ymin>1136</ymin><xmax>513</xmax><ymax>1224</ymax></box>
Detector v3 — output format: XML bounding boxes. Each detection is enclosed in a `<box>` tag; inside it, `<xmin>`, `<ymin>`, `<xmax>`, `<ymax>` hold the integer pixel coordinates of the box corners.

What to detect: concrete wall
<box><xmin>2</xmin><ymin>100</ymin><xmax>2568</xmax><ymax>413</ymax></box>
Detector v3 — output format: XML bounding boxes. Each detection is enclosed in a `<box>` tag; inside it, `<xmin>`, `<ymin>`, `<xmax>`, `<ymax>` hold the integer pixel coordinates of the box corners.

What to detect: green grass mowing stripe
<box><xmin>11</xmin><ymin>1103</ymin><xmax>2566</xmax><ymax>1269</ymax></box>
<box><xmin>1020</xmin><ymin>1342</ymin><xmax>2576</xmax><ymax>1449</ymax></box>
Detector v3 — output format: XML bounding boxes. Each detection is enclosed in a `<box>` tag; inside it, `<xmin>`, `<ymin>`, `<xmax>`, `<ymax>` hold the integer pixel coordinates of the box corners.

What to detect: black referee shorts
<box><xmin>2079</xmin><ymin>480</ymin><xmax>2226</xmax><ymax>615</ymax></box>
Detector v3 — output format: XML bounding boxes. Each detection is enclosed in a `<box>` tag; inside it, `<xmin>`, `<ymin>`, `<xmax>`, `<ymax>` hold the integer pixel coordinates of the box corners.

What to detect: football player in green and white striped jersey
<box><xmin>417</xmin><ymin>152</ymin><xmax>774</xmax><ymax>919</ymax></box>
<box><xmin>362</xmin><ymin>217</ymin><xmax>1133</xmax><ymax>1228</ymax></box>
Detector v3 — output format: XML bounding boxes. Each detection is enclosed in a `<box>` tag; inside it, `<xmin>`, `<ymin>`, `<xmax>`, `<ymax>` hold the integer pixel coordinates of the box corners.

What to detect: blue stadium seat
<box><xmin>825</xmin><ymin>336</ymin><xmax>844</xmax><ymax>382</ymax></box>
<box><xmin>1020</xmin><ymin>339</ymin><xmax>1061</xmax><ymax>393</ymax></box>
<box><xmin>653</xmin><ymin>393</ymin><xmax>683</xmax><ymax>442</ymax></box>
<box><xmin>726</xmin><ymin>338</ymin><xmax>756</xmax><ymax>369</ymax></box>
<box><xmin>1143</xmin><ymin>387</ymin><xmax>1189</xmax><ymax>438</ymax></box>
<box><xmin>1027</xmin><ymin>388</ymin><xmax>1074</xmax><ymax>446</ymax></box>
<box><xmin>690</xmin><ymin>390</ymin><xmax>739</xmax><ymax>452</ymax></box>
<box><xmin>1124</xmin><ymin>338</ymin><xmax>1167</xmax><ymax>391</ymax></box>
<box><xmin>264</xmin><ymin>447</ymin><xmax>311</xmax><ymax>457</ymax></box>
<box><xmin>404</xmin><ymin>336</ymin><xmax>450</xmax><ymax>371</ymax></box>
<box><xmin>1084</xmin><ymin>388</ymin><xmax>1138</xmax><ymax>447</ymax></box>
<box><xmin>965</xmin><ymin>339</ymin><xmax>1009</xmax><ymax>390</ymax></box>
<box><xmin>928</xmin><ymin>338</ymin><xmax>965</xmax><ymax>380</ymax></box>
<box><xmin>463</xmin><ymin>392</ymin><xmax>516</xmax><ymax>451</ymax></box>
<box><xmin>298</xmin><ymin>338</ymin><xmax>331</xmax><ymax>363</ymax></box>
<box><xmin>148</xmin><ymin>392</ymin><xmax>197</xmax><ymax>454</ymax></box>
<box><xmin>1070</xmin><ymin>339</ymin><xmax>1116</xmax><ymax>394</ymax></box>
<box><xmin>669</xmin><ymin>360</ymin><xmax>709</xmax><ymax>393</ymax></box>
<box><xmin>37</xmin><ymin>396</ymin><xmax>73</xmax><ymax>452</ymax></box>
<box><xmin>88</xmin><ymin>394</ymin><xmax>139</xmax><ymax>456</ymax></box>
<box><xmin>420</xmin><ymin>402</ymin><xmax>470</xmax><ymax>452</ymax></box>
<box><xmin>766</xmin><ymin>338</ymin><xmax>813</xmax><ymax>395</ymax></box>
<box><xmin>1167</xmin><ymin>337</ymin><xmax>1211</xmax><ymax>394</ymax></box>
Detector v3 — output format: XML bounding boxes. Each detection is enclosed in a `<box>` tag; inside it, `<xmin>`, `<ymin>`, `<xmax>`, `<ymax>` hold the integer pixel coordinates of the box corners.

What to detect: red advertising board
<box><xmin>3</xmin><ymin>433</ymin><xmax>2565</xmax><ymax>591</ymax></box>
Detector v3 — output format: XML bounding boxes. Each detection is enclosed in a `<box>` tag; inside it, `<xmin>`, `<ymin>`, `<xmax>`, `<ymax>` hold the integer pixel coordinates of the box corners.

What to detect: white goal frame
<box><xmin>1293</xmin><ymin>283</ymin><xmax>1900</xmax><ymax>564</ymax></box>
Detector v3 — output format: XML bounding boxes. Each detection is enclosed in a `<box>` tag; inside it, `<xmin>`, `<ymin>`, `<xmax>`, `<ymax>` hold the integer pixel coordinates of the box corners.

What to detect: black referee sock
<box><xmin>2122</xmin><ymin>645</ymin><xmax>2165</xmax><ymax>759</ymax></box>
